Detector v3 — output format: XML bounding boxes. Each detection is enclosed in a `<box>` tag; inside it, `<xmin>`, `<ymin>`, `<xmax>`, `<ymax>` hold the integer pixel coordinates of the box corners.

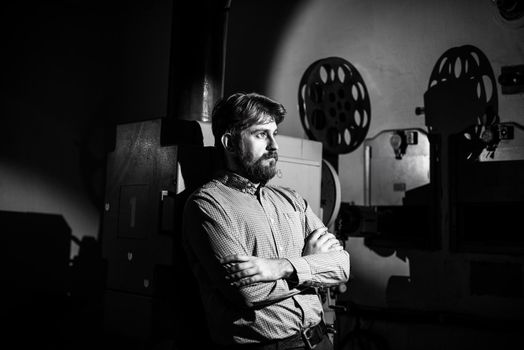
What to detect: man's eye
<box><xmin>257</xmin><ymin>132</ymin><xmax>267</xmax><ymax>138</ymax></box>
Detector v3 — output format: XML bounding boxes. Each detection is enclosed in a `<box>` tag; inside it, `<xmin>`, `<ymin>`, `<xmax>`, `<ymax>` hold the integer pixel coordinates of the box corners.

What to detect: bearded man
<box><xmin>182</xmin><ymin>92</ymin><xmax>350</xmax><ymax>350</ymax></box>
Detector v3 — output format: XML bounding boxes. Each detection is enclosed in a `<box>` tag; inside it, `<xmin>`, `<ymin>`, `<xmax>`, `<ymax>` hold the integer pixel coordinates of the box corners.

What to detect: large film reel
<box><xmin>298</xmin><ymin>57</ymin><xmax>371</xmax><ymax>154</ymax></box>
<box><xmin>426</xmin><ymin>45</ymin><xmax>500</xmax><ymax>161</ymax></box>
<box><xmin>427</xmin><ymin>45</ymin><xmax>498</xmax><ymax>128</ymax></box>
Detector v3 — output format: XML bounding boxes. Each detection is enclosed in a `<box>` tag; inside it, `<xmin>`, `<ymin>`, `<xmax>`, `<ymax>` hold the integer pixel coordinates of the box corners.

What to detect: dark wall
<box><xmin>0</xmin><ymin>1</ymin><xmax>173</xmax><ymax>348</ymax></box>
<box><xmin>0</xmin><ymin>0</ymin><xmax>173</xmax><ymax>247</ymax></box>
<box><xmin>223</xmin><ymin>0</ymin><xmax>304</xmax><ymax>96</ymax></box>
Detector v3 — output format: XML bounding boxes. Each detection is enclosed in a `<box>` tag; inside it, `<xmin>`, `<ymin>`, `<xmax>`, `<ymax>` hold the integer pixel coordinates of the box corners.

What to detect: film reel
<box><xmin>428</xmin><ymin>45</ymin><xmax>498</xmax><ymax>128</ymax></box>
<box><xmin>427</xmin><ymin>45</ymin><xmax>500</xmax><ymax>161</ymax></box>
<box><xmin>298</xmin><ymin>57</ymin><xmax>371</xmax><ymax>154</ymax></box>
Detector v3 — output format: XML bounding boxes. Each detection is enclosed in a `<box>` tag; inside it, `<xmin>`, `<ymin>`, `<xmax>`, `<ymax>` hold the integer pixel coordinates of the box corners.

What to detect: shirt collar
<box><xmin>217</xmin><ymin>171</ymin><xmax>260</xmax><ymax>196</ymax></box>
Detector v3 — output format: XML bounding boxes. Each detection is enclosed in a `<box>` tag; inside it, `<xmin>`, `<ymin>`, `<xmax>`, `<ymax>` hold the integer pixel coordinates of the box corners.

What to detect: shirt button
<box><xmin>270</xmin><ymin>218</ymin><xmax>275</xmax><ymax>224</ymax></box>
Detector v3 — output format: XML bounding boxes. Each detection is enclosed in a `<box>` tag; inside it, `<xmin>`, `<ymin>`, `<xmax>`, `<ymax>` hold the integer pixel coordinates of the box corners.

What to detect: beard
<box><xmin>237</xmin><ymin>149</ymin><xmax>279</xmax><ymax>184</ymax></box>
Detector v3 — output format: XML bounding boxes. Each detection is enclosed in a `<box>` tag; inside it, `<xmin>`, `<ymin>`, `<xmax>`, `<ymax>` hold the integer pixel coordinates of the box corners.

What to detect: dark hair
<box><xmin>211</xmin><ymin>92</ymin><xmax>286</xmax><ymax>150</ymax></box>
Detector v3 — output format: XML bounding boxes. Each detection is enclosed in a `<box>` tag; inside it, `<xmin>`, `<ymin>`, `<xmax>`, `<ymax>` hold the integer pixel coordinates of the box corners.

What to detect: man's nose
<box><xmin>267</xmin><ymin>136</ymin><xmax>279</xmax><ymax>151</ymax></box>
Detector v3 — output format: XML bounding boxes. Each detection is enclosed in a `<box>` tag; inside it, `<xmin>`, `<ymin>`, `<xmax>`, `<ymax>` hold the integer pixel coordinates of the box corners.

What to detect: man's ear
<box><xmin>221</xmin><ymin>133</ymin><xmax>235</xmax><ymax>153</ymax></box>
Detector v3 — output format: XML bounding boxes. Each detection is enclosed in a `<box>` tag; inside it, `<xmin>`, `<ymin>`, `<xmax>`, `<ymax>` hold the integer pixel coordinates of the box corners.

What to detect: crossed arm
<box><xmin>183</xmin><ymin>194</ymin><xmax>350</xmax><ymax>309</ymax></box>
<box><xmin>222</xmin><ymin>228</ymin><xmax>345</xmax><ymax>287</ymax></box>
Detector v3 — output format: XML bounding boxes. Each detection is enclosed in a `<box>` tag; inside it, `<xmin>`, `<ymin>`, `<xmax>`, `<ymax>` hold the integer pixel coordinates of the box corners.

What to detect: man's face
<box><xmin>235</xmin><ymin>121</ymin><xmax>279</xmax><ymax>184</ymax></box>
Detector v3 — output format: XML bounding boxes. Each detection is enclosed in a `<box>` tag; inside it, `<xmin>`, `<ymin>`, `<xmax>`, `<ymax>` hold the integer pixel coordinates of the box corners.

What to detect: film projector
<box><xmin>320</xmin><ymin>45</ymin><xmax>524</xmax><ymax>255</ymax></box>
<box><xmin>418</xmin><ymin>44</ymin><xmax>524</xmax><ymax>254</ymax></box>
<box><xmin>297</xmin><ymin>57</ymin><xmax>433</xmax><ymax>251</ymax></box>
<box><xmin>298</xmin><ymin>55</ymin><xmax>441</xmax><ymax>252</ymax></box>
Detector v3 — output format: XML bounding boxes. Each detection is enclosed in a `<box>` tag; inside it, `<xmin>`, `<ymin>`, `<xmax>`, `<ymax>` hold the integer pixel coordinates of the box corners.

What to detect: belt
<box><xmin>301</xmin><ymin>321</ymin><xmax>327</xmax><ymax>350</ymax></box>
<box><xmin>222</xmin><ymin>322</ymin><xmax>327</xmax><ymax>350</ymax></box>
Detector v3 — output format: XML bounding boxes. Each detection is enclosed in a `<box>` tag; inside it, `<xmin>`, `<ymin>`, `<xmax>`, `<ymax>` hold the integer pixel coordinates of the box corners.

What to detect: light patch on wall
<box><xmin>264</xmin><ymin>0</ymin><xmax>314</xmax><ymax>139</ymax></box>
<box><xmin>0</xmin><ymin>160</ymin><xmax>100</xmax><ymax>259</ymax></box>
<box><xmin>266</xmin><ymin>0</ymin><xmax>380</xmax><ymax>139</ymax></box>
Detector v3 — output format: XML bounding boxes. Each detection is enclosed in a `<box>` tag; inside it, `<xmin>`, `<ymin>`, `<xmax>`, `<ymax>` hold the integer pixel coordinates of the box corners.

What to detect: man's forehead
<box><xmin>245</xmin><ymin>121</ymin><xmax>278</xmax><ymax>132</ymax></box>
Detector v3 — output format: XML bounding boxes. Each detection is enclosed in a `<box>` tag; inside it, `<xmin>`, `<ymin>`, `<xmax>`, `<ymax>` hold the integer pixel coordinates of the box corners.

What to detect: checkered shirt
<box><xmin>182</xmin><ymin>172</ymin><xmax>350</xmax><ymax>345</ymax></box>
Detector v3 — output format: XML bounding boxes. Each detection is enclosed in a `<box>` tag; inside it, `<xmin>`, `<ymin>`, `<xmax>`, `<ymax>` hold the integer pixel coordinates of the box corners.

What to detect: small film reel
<box><xmin>298</xmin><ymin>57</ymin><xmax>371</xmax><ymax>154</ymax></box>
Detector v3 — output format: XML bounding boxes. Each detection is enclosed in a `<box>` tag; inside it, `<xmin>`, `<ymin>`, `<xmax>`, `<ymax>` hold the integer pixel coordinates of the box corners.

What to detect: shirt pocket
<box><xmin>281</xmin><ymin>211</ymin><xmax>305</xmax><ymax>255</ymax></box>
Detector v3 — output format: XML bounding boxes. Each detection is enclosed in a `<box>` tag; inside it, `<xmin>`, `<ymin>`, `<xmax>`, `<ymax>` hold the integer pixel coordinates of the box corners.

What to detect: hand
<box><xmin>220</xmin><ymin>254</ymin><xmax>293</xmax><ymax>287</ymax></box>
<box><xmin>302</xmin><ymin>228</ymin><xmax>343</xmax><ymax>256</ymax></box>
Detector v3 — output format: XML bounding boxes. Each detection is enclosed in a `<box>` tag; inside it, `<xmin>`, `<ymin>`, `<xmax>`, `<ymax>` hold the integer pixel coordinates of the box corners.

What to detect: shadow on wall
<box><xmin>1</xmin><ymin>121</ymin><xmax>217</xmax><ymax>350</ymax></box>
<box><xmin>2</xmin><ymin>210</ymin><xmax>106</xmax><ymax>349</ymax></box>
<box><xmin>224</xmin><ymin>0</ymin><xmax>306</xmax><ymax>95</ymax></box>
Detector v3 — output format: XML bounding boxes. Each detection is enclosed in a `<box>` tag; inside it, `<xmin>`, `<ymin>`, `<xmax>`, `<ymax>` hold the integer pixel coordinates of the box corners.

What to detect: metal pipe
<box><xmin>167</xmin><ymin>0</ymin><xmax>231</xmax><ymax>122</ymax></box>
<box><xmin>364</xmin><ymin>144</ymin><xmax>371</xmax><ymax>206</ymax></box>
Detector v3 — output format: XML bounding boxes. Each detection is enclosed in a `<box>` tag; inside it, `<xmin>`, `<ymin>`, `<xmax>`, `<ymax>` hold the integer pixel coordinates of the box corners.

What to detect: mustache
<box><xmin>261</xmin><ymin>151</ymin><xmax>278</xmax><ymax>161</ymax></box>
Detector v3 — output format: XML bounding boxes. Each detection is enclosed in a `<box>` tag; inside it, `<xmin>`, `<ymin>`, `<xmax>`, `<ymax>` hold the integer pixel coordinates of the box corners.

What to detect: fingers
<box><xmin>222</xmin><ymin>256</ymin><xmax>257</xmax><ymax>285</ymax></box>
<box><xmin>326</xmin><ymin>235</ymin><xmax>343</xmax><ymax>251</ymax></box>
<box><xmin>324</xmin><ymin>234</ymin><xmax>342</xmax><ymax>247</ymax></box>
<box><xmin>225</xmin><ymin>266</ymin><xmax>257</xmax><ymax>281</ymax></box>
<box><xmin>220</xmin><ymin>254</ymin><xmax>252</xmax><ymax>264</ymax></box>
<box><xmin>224</xmin><ymin>261</ymin><xmax>252</xmax><ymax>273</ymax></box>
<box><xmin>307</xmin><ymin>227</ymin><xmax>328</xmax><ymax>242</ymax></box>
<box><xmin>224</xmin><ymin>262</ymin><xmax>264</xmax><ymax>287</ymax></box>
<box><xmin>328</xmin><ymin>241</ymin><xmax>344</xmax><ymax>251</ymax></box>
<box><xmin>316</xmin><ymin>232</ymin><xmax>337</xmax><ymax>245</ymax></box>
<box><xmin>230</xmin><ymin>276</ymin><xmax>257</xmax><ymax>287</ymax></box>
<box><xmin>311</xmin><ymin>230</ymin><xmax>341</xmax><ymax>249</ymax></box>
